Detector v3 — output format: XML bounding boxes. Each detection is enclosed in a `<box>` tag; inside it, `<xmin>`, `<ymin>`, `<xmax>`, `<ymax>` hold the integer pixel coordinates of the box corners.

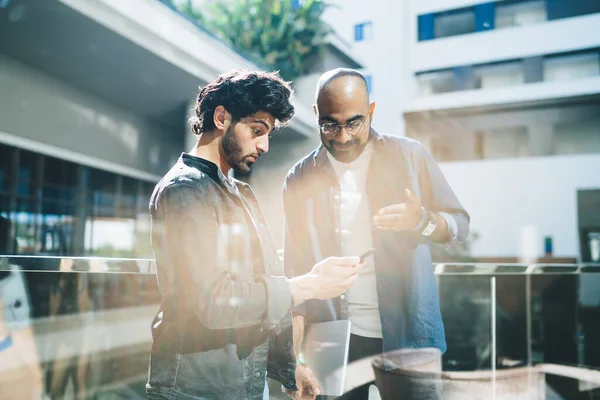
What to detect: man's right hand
<box><xmin>289</xmin><ymin>256</ymin><xmax>362</xmax><ymax>305</ymax></box>
<box><xmin>285</xmin><ymin>364</ymin><xmax>321</xmax><ymax>399</ymax></box>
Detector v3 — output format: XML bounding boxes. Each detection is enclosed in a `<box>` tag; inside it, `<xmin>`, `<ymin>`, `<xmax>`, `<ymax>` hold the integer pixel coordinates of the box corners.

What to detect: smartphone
<box><xmin>359</xmin><ymin>248</ymin><xmax>375</xmax><ymax>263</ymax></box>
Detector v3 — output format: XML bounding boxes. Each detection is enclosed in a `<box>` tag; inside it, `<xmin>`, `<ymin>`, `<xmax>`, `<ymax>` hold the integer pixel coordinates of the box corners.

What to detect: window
<box><xmin>481</xmin><ymin>127</ymin><xmax>529</xmax><ymax>159</ymax></box>
<box><xmin>365</xmin><ymin>75</ymin><xmax>372</xmax><ymax>94</ymax></box>
<box><xmin>434</xmin><ymin>8</ymin><xmax>475</xmax><ymax>39</ymax></box>
<box><xmin>416</xmin><ymin>70</ymin><xmax>456</xmax><ymax>95</ymax></box>
<box><xmin>553</xmin><ymin>118</ymin><xmax>600</xmax><ymax>155</ymax></box>
<box><xmin>474</xmin><ymin>61</ymin><xmax>524</xmax><ymax>89</ymax></box>
<box><xmin>474</xmin><ymin>2</ymin><xmax>495</xmax><ymax>31</ymax></box>
<box><xmin>495</xmin><ymin>0</ymin><xmax>547</xmax><ymax>29</ymax></box>
<box><xmin>544</xmin><ymin>52</ymin><xmax>600</xmax><ymax>83</ymax></box>
<box><xmin>354</xmin><ymin>22</ymin><xmax>372</xmax><ymax>42</ymax></box>
<box><xmin>546</xmin><ymin>0</ymin><xmax>600</xmax><ymax>21</ymax></box>
<box><xmin>0</xmin><ymin>143</ymin><xmax>154</xmax><ymax>257</ymax></box>
<box><xmin>418</xmin><ymin>14</ymin><xmax>435</xmax><ymax>41</ymax></box>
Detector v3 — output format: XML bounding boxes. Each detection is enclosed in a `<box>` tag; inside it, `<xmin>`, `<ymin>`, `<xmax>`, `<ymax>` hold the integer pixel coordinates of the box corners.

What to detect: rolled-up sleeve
<box><xmin>417</xmin><ymin>144</ymin><xmax>470</xmax><ymax>244</ymax></box>
<box><xmin>158</xmin><ymin>183</ymin><xmax>291</xmax><ymax>329</ymax></box>
<box><xmin>260</xmin><ymin>276</ymin><xmax>293</xmax><ymax>324</ymax></box>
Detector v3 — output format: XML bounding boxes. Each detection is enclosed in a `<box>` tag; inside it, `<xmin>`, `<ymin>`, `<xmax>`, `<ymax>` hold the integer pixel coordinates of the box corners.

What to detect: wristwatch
<box><xmin>420</xmin><ymin>211</ymin><xmax>437</xmax><ymax>237</ymax></box>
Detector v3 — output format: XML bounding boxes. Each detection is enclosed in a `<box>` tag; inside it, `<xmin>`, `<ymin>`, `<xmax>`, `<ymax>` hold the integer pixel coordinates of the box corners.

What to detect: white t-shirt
<box><xmin>327</xmin><ymin>141</ymin><xmax>383</xmax><ymax>338</ymax></box>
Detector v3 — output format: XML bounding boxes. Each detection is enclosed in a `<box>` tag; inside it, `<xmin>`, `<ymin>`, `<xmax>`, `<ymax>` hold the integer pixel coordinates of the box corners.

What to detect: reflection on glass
<box><xmin>474</xmin><ymin>62</ymin><xmax>524</xmax><ymax>89</ymax></box>
<box><xmin>544</xmin><ymin>52</ymin><xmax>600</xmax><ymax>83</ymax></box>
<box><xmin>0</xmin><ymin>257</ymin><xmax>160</xmax><ymax>399</ymax></box>
<box><xmin>434</xmin><ymin>8</ymin><xmax>475</xmax><ymax>39</ymax></box>
<box><xmin>0</xmin><ymin>143</ymin><xmax>154</xmax><ymax>258</ymax></box>
<box><xmin>495</xmin><ymin>0</ymin><xmax>547</xmax><ymax>29</ymax></box>
<box><xmin>416</xmin><ymin>70</ymin><xmax>456</xmax><ymax>95</ymax></box>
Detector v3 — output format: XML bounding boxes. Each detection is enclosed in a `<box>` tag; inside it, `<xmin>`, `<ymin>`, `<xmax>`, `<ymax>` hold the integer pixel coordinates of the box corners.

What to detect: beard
<box><xmin>221</xmin><ymin>125</ymin><xmax>256</xmax><ymax>174</ymax></box>
<box><xmin>323</xmin><ymin>137</ymin><xmax>369</xmax><ymax>164</ymax></box>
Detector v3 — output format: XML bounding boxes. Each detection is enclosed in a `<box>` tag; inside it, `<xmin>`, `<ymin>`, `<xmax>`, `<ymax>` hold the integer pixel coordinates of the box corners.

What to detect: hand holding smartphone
<box><xmin>358</xmin><ymin>248</ymin><xmax>375</xmax><ymax>263</ymax></box>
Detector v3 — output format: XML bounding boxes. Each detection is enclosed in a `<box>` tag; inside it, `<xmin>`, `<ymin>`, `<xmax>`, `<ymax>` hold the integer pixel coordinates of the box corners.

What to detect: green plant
<box><xmin>172</xmin><ymin>0</ymin><xmax>332</xmax><ymax>80</ymax></box>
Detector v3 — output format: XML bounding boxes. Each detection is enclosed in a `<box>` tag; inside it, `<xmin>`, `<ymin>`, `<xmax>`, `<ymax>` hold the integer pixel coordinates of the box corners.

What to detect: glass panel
<box><xmin>0</xmin><ymin>256</ymin><xmax>159</xmax><ymax>400</ymax></box>
<box><xmin>39</xmin><ymin>156</ymin><xmax>79</xmax><ymax>256</ymax></box>
<box><xmin>2</xmin><ymin>258</ymin><xmax>600</xmax><ymax>399</ymax></box>
<box><xmin>434</xmin><ymin>8</ymin><xmax>475</xmax><ymax>39</ymax></box>
<box><xmin>544</xmin><ymin>52</ymin><xmax>600</xmax><ymax>83</ymax></box>
<box><xmin>0</xmin><ymin>144</ymin><xmax>14</xmax><ymax>254</ymax></box>
<box><xmin>482</xmin><ymin>126</ymin><xmax>529</xmax><ymax>159</ymax></box>
<box><xmin>474</xmin><ymin>61</ymin><xmax>524</xmax><ymax>89</ymax></box>
<box><xmin>416</xmin><ymin>70</ymin><xmax>456</xmax><ymax>95</ymax></box>
<box><xmin>0</xmin><ymin>143</ymin><xmax>11</xmax><ymax>196</ymax></box>
<box><xmin>553</xmin><ymin>118</ymin><xmax>600</xmax><ymax>156</ymax></box>
<box><xmin>495</xmin><ymin>0</ymin><xmax>547</xmax><ymax>29</ymax></box>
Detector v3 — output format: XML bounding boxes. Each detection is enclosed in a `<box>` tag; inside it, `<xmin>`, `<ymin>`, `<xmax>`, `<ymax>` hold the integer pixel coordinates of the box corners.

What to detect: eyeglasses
<box><xmin>319</xmin><ymin>118</ymin><xmax>367</xmax><ymax>138</ymax></box>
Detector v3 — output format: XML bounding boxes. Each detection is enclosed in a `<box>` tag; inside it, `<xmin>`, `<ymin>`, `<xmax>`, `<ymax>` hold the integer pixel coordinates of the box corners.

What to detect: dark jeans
<box><xmin>336</xmin><ymin>334</ymin><xmax>383</xmax><ymax>400</ymax></box>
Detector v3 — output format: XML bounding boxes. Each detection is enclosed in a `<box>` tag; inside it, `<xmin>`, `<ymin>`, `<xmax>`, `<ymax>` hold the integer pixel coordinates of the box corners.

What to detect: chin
<box><xmin>234</xmin><ymin>163</ymin><xmax>252</xmax><ymax>175</ymax></box>
<box><xmin>331</xmin><ymin>149</ymin><xmax>359</xmax><ymax>163</ymax></box>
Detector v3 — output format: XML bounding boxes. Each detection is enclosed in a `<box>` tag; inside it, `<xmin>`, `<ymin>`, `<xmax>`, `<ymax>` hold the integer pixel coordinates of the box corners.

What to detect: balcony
<box><xmin>411</xmin><ymin>13</ymin><xmax>600</xmax><ymax>73</ymax></box>
<box><xmin>1</xmin><ymin>256</ymin><xmax>599</xmax><ymax>399</ymax></box>
<box><xmin>407</xmin><ymin>48</ymin><xmax>600</xmax><ymax>112</ymax></box>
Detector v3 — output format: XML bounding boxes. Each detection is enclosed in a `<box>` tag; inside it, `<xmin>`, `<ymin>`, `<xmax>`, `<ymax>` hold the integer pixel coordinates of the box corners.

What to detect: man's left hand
<box><xmin>373</xmin><ymin>188</ymin><xmax>424</xmax><ymax>231</ymax></box>
<box><xmin>285</xmin><ymin>364</ymin><xmax>320</xmax><ymax>399</ymax></box>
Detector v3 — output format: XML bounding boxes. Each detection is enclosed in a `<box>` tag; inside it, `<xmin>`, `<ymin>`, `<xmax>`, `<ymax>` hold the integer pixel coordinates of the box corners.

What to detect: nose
<box><xmin>335</xmin><ymin>126</ymin><xmax>353</xmax><ymax>143</ymax></box>
<box><xmin>257</xmin><ymin>135</ymin><xmax>269</xmax><ymax>154</ymax></box>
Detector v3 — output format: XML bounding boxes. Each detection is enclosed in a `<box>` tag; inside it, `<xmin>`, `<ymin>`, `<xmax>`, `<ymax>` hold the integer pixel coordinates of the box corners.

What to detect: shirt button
<box><xmin>340</xmin><ymin>294</ymin><xmax>345</xmax><ymax>300</ymax></box>
<box><xmin>289</xmin><ymin>380</ymin><xmax>296</xmax><ymax>386</ymax></box>
<box><xmin>286</xmin><ymin>340</ymin><xmax>291</xmax><ymax>347</ymax></box>
<box><xmin>260</xmin><ymin>223</ymin><xmax>265</xmax><ymax>228</ymax></box>
<box><xmin>334</xmin><ymin>228</ymin><xmax>340</xmax><ymax>233</ymax></box>
<box><xmin>334</xmin><ymin>194</ymin><xmax>340</xmax><ymax>201</ymax></box>
<box><xmin>255</xmin><ymin>372</ymin><xmax>261</xmax><ymax>378</ymax></box>
<box><xmin>258</xmin><ymin>327</ymin><xmax>264</xmax><ymax>332</ymax></box>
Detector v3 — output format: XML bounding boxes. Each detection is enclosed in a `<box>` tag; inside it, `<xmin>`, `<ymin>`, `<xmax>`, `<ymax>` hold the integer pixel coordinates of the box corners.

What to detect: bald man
<box><xmin>282</xmin><ymin>69</ymin><xmax>470</xmax><ymax>399</ymax></box>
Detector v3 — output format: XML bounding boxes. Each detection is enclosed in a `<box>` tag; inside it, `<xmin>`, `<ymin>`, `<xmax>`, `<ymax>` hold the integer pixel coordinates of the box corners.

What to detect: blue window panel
<box><xmin>475</xmin><ymin>2</ymin><xmax>495</xmax><ymax>31</ymax></box>
<box><xmin>354</xmin><ymin>24</ymin><xmax>363</xmax><ymax>41</ymax></box>
<box><xmin>365</xmin><ymin>75</ymin><xmax>372</xmax><ymax>94</ymax></box>
<box><xmin>546</xmin><ymin>0</ymin><xmax>600</xmax><ymax>21</ymax></box>
<box><xmin>354</xmin><ymin>22</ymin><xmax>372</xmax><ymax>42</ymax></box>
<box><xmin>418</xmin><ymin>14</ymin><xmax>435</xmax><ymax>41</ymax></box>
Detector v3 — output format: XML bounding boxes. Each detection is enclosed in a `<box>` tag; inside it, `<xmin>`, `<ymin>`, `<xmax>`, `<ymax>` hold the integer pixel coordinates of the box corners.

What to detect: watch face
<box><xmin>422</xmin><ymin>213</ymin><xmax>437</xmax><ymax>236</ymax></box>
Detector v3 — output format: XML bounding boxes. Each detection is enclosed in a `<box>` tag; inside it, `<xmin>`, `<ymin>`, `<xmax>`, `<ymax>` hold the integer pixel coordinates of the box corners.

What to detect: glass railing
<box><xmin>1</xmin><ymin>256</ymin><xmax>599</xmax><ymax>399</ymax></box>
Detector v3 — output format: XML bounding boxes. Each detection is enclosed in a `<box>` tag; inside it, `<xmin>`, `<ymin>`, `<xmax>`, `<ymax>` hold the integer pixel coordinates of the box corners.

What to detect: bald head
<box><xmin>313</xmin><ymin>69</ymin><xmax>374</xmax><ymax>164</ymax></box>
<box><xmin>315</xmin><ymin>68</ymin><xmax>370</xmax><ymax>108</ymax></box>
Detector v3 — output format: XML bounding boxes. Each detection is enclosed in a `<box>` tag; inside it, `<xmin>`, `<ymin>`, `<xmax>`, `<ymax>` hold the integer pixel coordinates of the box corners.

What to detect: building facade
<box><xmin>320</xmin><ymin>0</ymin><xmax>600</xmax><ymax>261</ymax></box>
<box><xmin>0</xmin><ymin>0</ymin><xmax>316</xmax><ymax>257</ymax></box>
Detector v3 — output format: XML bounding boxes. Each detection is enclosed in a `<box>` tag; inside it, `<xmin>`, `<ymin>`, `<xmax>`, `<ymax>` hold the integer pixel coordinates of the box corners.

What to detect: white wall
<box><xmin>406</xmin><ymin>76</ymin><xmax>600</xmax><ymax>112</ymax></box>
<box><xmin>322</xmin><ymin>0</ymin><xmax>411</xmax><ymax>137</ymax></box>
<box><xmin>440</xmin><ymin>154</ymin><xmax>600</xmax><ymax>259</ymax></box>
<box><xmin>410</xmin><ymin>13</ymin><xmax>600</xmax><ymax>73</ymax></box>
<box><xmin>0</xmin><ymin>55</ymin><xmax>179</xmax><ymax>179</ymax></box>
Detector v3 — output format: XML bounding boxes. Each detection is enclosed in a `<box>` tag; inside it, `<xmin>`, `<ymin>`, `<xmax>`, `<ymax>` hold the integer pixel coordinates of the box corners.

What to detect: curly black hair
<box><xmin>191</xmin><ymin>70</ymin><xmax>295</xmax><ymax>135</ymax></box>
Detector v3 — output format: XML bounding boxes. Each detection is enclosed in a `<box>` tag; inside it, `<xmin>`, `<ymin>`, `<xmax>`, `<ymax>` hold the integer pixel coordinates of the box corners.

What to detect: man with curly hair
<box><xmin>146</xmin><ymin>70</ymin><xmax>364</xmax><ymax>400</ymax></box>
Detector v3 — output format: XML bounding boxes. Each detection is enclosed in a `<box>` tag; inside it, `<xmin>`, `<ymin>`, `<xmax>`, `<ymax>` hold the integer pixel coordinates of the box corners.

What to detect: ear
<box><xmin>213</xmin><ymin>105</ymin><xmax>231</xmax><ymax>132</ymax></box>
<box><xmin>369</xmin><ymin>102</ymin><xmax>376</xmax><ymax>120</ymax></box>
